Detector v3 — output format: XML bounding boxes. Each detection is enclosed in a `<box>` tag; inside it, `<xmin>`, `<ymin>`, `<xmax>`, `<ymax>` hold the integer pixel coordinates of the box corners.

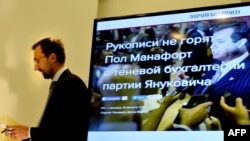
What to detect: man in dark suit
<box><xmin>178</xmin><ymin>20</ymin><xmax>250</xmax><ymax>130</ymax></box>
<box><xmin>194</xmin><ymin>20</ymin><xmax>250</xmax><ymax>129</ymax></box>
<box><xmin>175</xmin><ymin>20</ymin><xmax>250</xmax><ymax>130</ymax></box>
<box><xmin>6</xmin><ymin>37</ymin><xmax>91</xmax><ymax>141</ymax></box>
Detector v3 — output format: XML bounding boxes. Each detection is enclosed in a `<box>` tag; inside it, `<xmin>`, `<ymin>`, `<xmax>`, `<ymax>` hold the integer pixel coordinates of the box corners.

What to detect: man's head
<box><xmin>154</xmin><ymin>25</ymin><xmax>167</xmax><ymax>39</ymax></box>
<box><xmin>196</xmin><ymin>21</ymin><xmax>210</xmax><ymax>32</ymax></box>
<box><xmin>210</xmin><ymin>20</ymin><xmax>249</xmax><ymax>62</ymax></box>
<box><xmin>130</xmin><ymin>27</ymin><xmax>141</xmax><ymax>35</ymax></box>
<box><xmin>32</xmin><ymin>37</ymin><xmax>66</xmax><ymax>79</ymax></box>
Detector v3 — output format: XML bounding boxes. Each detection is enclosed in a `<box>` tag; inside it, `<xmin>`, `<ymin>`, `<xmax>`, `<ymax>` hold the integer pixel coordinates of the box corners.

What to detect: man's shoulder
<box><xmin>58</xmin><ymin>69</ymin><xmax>86</xmax><ymax>85</ymax></box>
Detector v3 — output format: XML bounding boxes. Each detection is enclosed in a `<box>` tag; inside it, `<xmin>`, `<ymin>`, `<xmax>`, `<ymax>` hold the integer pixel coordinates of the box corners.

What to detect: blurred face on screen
<box><xmin>130</xmin><ymin>27</ymin><xmax>140</xmax><ymax>34</ymax></box>
<box><xmin>33</xmin><ymin>45</ymin><xmax>54</xmax><ymax>79</ymax></box>
<box><xmin>210</xmin><ymin>28</ymin><xmax>239</xmax><ymax>62</ymax></box>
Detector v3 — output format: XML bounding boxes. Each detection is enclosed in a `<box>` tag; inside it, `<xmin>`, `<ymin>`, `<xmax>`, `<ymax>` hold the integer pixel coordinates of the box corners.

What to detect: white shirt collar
<box><xmin>52</xmin><ymin>66</ymin><xmax>68</xmax><ymax>81</ymax></box>
<box><xmin>222</xmin><ymin>52</ymin><xmax>249</xmax><ymax>67</ymax></box>
<box><xmin>197</xmin><ymin>30</ymin><xmax>205</xmax><ymax>37</ymax></box>
<box><xmin>218</xmin><ymin>52</ymin><xmax>249</xmax><ymax>80</ymax></box>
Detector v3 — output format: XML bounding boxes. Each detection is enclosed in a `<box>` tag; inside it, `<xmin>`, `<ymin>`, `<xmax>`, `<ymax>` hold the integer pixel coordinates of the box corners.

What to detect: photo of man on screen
<box><xmin>176</xmin><ymin>19</ymin><xmax>250</xmax><ymax>130</ymax></box>
<box><xmin>89</xmin><ymin>17</ymin><xmax>250</xmax><ymax>132</ymax></box>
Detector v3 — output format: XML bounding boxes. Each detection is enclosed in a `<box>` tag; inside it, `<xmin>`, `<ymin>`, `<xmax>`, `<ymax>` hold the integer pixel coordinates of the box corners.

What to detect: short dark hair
<box><xmin>32</xmin><ymin>37</ymin><xmax>66</xmax><ymax>64</ymax></box>
<box><xmin>212</xmin><ymin>20</ymin><xmax>249</xmax><ymax>44</ymax></box>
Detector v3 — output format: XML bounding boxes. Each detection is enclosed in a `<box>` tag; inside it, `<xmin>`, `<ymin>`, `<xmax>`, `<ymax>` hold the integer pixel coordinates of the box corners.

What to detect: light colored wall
<box><xmin>0</xmin><ymin>0</ymin><xmax>98</xmax><ymax>125</ymax></box>
<box><xmin>0</xmin><ymin>0</ymin><xmax>246</xmax><ymax>127</ymax></box>
<box><xmin>97</xmin><ymin>0</ymin><xmax>242</xmax><ymax>18</ymax></box>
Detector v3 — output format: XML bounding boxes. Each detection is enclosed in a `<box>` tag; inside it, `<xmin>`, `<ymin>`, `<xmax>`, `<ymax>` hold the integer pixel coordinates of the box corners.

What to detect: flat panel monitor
<box><xmin>88</xmin><ymin>2</ymin><xmax>250</xmax><ymax>141</ymax></box>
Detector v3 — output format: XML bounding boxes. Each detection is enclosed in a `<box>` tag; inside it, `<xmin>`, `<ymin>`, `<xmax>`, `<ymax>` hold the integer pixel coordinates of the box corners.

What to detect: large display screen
<box><xmin>88</xmin><ymin>2</ymin><xmax>250</xmax><ymax>141</ymax></box>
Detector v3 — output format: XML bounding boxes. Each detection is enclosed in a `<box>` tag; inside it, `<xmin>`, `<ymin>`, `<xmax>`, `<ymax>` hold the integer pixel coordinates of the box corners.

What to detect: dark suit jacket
<box><xmin>27</xmin><ymin>69</ymin><xmax>91</xmax><ymax>141</ymax></box>
<box><xmin>193</xmin><ymin>56</ymin><xmax>250</xmax><ymax>129</ymax></box>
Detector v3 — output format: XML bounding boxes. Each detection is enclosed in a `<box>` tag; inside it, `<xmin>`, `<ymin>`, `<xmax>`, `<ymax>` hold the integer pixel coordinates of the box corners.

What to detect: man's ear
<box><xmin>48</xmin><ymin>53</ymin><xmax>57</xmax><ymax>63</ymax></box>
